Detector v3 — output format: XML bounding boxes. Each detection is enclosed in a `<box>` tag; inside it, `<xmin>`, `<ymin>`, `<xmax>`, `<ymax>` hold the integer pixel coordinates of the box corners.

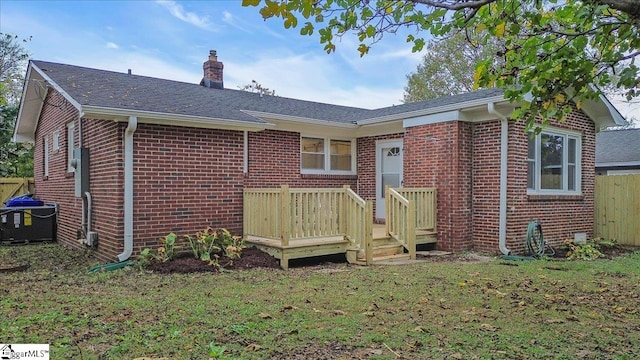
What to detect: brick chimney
<box><xmin>201</xmin><ymin>50</ymin><xmax>224</xmax><ymax>89</ymax></box>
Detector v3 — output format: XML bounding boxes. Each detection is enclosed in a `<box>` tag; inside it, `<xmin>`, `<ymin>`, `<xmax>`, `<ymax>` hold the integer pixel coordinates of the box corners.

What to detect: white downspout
<box><xmin>488</xmin><ymin>102</ymin><xmax>511</xmax><ymax>255</ymax></box>
<box><xmin>117</xmin><ymin>116</ymin><xmax>137</xmax><ymax>262</ymax></box>
<box><xmin>85</xmin><ymin>191</ymin><xmax>92</xmax><ymax>234</ymax></box>
<box><xmin>243</xmin><ymin>131</ymin><xmax>248</xmax><ymax>174</ymax></box>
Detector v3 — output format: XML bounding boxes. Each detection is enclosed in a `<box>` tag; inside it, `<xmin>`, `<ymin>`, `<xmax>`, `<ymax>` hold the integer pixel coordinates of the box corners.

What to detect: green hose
<box><xmin>525</xmin><ymin>220</ymin><xmax>555</xmax><ymax>257</ymax></box>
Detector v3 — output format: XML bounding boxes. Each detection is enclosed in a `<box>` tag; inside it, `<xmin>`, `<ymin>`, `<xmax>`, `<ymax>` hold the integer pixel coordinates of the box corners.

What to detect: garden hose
<box><xmin>526</xmin><ymin>220</ymin><xmax>555</xmax><ymax>257</ymax></box>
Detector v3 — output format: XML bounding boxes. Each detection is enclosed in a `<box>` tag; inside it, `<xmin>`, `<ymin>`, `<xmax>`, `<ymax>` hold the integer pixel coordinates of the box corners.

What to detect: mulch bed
<box><xmin>147</xmin><ymin>247</ymin><xmax>280</xmax><ymax>274</ymax></box>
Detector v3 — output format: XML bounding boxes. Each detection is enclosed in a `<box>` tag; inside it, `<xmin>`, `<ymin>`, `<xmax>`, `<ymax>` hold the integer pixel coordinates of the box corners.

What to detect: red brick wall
<box><xmin>83</xmin><ymin>120</ymin><xmax>124</xmax><ymax>261</ymax></box>
<box><xmin>245</xmin><ymin>130</ymin><xmax>357</xmax><ymax>188</ymax></box>
<box><xmin>471</xmin><ymin>121</ymin><xmax>501</xmax><ymax>252</ymax></box>
<box><xmin>129</xmin><ymin>124</ymin><xmax>246</xmax><ymax>256</ymax></box>
<box><xmin>505</xmin><ymin>112</ymin><xmax>596</xmax><ymax>254</ymax></box>
<box><xmin>471</xmin><ymin>112</ymin><xmax>596</xmax><ymax>254</ymax></box>
<box><xmin>36</xmin><ymin>115</ymin><xmax>362</xmax><ymax>260</ymax></box>
<box><xmin>403</xmin><ymin>122</ymin><xmax>473</xmax><ymax>252</ymax></box>
<box><xmin>33</xmin><ymin>91</ymin><xmax>83</xmax><ymax>254</ymax></box>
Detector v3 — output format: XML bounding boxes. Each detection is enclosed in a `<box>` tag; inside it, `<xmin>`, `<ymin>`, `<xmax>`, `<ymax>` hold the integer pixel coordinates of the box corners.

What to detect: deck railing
<box><xmin>344</xmin><ymin>187</ymin><xmax>373</xmax><ymax>264</ymax></box>
<box><xmin>395</xmin><ymin>187</ymin><xmax>437</xmax><ymax>231</ymax></box>
<box><xmin>386</xmin><ymin>187</ymin><xmax>416</xmax><ymax>259</ymax></box>
<box><xmin>244</xmin><ymin>185</ymin><xmax>372</xmax><ymax>254</ymax></box>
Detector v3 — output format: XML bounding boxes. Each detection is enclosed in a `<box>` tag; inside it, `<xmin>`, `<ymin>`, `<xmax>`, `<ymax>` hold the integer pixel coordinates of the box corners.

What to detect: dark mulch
<box><xmin>147</xmin><ymin>247</ymin><xmax>280</xmax><ymax>274</ymax></box>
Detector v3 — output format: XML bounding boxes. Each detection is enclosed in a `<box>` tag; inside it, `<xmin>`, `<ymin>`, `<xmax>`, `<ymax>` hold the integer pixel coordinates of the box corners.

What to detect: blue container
<box><xmin>5</xmin><ymin>194</ymin><xmax>44</xmax><ymax>207</ymax></box>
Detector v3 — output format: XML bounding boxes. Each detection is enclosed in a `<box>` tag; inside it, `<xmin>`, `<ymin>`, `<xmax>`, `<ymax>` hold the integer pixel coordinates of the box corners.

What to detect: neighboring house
<box><xmin>596</xmin><ymin>128</ymin><xmax>640</xmax><ymax>175</ymax></box>
<box><xmin>14</xmin><ymin>51</ymin><xmax>625</xmax><ymax>264</ymax></box>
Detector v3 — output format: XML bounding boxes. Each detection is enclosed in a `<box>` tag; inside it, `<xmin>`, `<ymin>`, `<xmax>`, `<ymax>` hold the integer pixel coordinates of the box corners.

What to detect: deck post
<box><xmin>242</xmin><ymin>189</ymin><xmax>248</xmax><ymax>239</ymax></box>
<box><xmin>280</xmin><ymin>185</ymin><xmax>290</xmax><ymax>247</ymax></box>
<box><xmin>341</xmin><ymin>185</ymin><xmax>349</xmax><ymax>235</ymax></box>
<box><xmin>365</xmin><ymin>200</ymin><xmax>374</xmax><ymax>265</ymax></box>
<box><xmin>408</xmin><ymin>200</ymin><xmax>416</xmax><ymax>259</ymax></box>
<box><xmin>385</xmin><ymin>185</ymin><xmax>390</xmax><ymax>236</ymax></box>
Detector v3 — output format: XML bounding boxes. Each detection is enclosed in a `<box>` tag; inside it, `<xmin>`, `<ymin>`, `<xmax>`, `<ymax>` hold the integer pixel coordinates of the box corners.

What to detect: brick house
<box><xmin>14</xmin><ymin>51</ymin><xmax>624</xmax><ymax>264</ymax></box>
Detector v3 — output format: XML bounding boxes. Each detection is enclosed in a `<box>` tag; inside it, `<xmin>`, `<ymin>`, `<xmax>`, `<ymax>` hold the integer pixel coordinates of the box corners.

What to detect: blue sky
<box><xmin>1</xmin><ymin>0</ymin><xmax>637</xmax><ymax>119</ymax></box>
<box><xmin>0</xmin><ymin>0</ymin><xmax>424</xmax><ymax>109</ymax></box>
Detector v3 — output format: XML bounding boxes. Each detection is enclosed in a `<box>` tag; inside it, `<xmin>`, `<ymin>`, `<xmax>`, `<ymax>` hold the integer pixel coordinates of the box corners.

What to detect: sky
<box><xmin>0</xmin><ymin>0</ymin><xmax>424</xmax><ymax>109</ymax></box>
<box><xmin>0</xmin><ymin>0</ymin><xmax>637</xmax><ymax>119</ymax></box>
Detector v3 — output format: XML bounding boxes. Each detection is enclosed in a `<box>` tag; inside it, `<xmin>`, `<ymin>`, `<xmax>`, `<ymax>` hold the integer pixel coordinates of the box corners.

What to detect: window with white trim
<box><xmin>301</xmin><ymin>136</ymin><xmax>355</xmax><ymax>174</ymax></box>
<box><xmin>43</xmin><ymin>136</ymin><xmax>49</xmax><ymax>177</ymax></box>
<box><xmin>527</xmin><ymin>129</ymin><xmax>581</xmax><ymax>194</ymax></box>
<box><xmin>67</xmin><ymin>122</ymin><xmax>75</xmax><ymax>173</ymax></box>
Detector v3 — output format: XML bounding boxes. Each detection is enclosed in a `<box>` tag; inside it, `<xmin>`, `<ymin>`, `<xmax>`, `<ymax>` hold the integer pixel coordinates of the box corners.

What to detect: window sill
<box><xmin>527</xmin><ymin>193</ymin><xmax>584</xmax><ymax>201</ymax></box>
<box><xmin>301</xmin><ymin>173</ymin><xmax>358</xmax><ymax>180</ymax></box>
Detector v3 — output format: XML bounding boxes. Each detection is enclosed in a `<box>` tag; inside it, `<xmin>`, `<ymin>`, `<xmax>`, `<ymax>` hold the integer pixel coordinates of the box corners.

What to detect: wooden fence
<box><xmin>595</xmin><ymin>174</ymin><xmax>640</xmax><ymax>246</ymax></box>
<box><xmin>1</xmin><ymin>178</ymin><xmax>35</xmax><ymax>204</ymax></box>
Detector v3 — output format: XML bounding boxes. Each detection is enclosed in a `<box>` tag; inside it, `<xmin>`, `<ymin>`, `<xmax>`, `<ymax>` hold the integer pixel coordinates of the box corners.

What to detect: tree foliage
<box><xmin>239</xmin><ymin>79</ymin><xmax>276</xmax><ymax>96</ymax></box>
<box><xmin>403</xmin><ymin>31</ymin><xmax>501</xmax><ymax>102</ymax></box>
<box><xmin>243</xmin><ymin>0</ymin><xmax>639</xmax><ymax>127</ymax></box>
<box><xmin>0</xmin><ymin>33</ymin><xmax>33</xmax><ymax>177</ymax></box>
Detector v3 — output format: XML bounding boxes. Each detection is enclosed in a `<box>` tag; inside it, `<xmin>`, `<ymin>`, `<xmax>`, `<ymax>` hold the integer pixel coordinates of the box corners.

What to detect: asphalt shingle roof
<box><xmin>596</xmin><ymin>128</ymin><xmax>640</xmax><ymax>165</ymax></box>
<box><xmin>32</xmin><ymin>60</ymin><xmax>505</xmax><ymax>125</ymax></box>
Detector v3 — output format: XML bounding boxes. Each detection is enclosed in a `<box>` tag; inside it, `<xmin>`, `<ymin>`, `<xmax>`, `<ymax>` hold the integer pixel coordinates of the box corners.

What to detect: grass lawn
<box><xmin>2</xmin><ymin>243</ymin><xmax>640</xmax><ymax>359</ymax></box>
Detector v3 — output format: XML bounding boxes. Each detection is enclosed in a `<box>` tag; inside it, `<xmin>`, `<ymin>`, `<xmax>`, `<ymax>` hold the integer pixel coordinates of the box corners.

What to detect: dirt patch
<box><xmin>147</xmin><ymin>247</ymin><xmax>280</xmax><ymax>274</ymax></box>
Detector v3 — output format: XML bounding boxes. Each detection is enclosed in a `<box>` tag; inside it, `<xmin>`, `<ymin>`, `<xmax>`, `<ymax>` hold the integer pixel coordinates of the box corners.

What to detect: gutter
<box><xmin>117</xmin><ymin>116</ymin><xmax>137</xmax><ymax>262</ymax></box>
<box><xmin>488</xmin><ymin>102</ymin><xmax>511</xmax><ymax>255</ymax></box>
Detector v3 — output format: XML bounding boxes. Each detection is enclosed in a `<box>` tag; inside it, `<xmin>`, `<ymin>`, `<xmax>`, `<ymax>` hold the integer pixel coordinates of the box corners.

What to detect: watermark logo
<box><xmin>0</xmin><ymin>344</ymin><xmax>49</xmax><ymax>360</ymax></box>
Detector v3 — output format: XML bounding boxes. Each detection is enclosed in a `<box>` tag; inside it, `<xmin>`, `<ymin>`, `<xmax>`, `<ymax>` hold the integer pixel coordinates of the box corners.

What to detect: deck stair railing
<box><xmin>385</xmin><ymin>187</ymin><xmax>416</xmax><ymax>259</ymax></box>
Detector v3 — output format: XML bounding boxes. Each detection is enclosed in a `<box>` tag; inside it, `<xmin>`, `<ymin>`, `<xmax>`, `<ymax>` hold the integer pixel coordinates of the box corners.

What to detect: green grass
<box><xmin>2</xmin><ymin>244</ymin><xmax>640</xmax><ymax>359</ymax></box>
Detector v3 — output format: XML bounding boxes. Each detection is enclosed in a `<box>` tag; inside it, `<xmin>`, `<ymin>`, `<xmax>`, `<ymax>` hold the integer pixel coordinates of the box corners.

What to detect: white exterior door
<box><xmin>376</xmin><ymin>140</ymin><xmax>403</xmax><ymax>219</ymax></box>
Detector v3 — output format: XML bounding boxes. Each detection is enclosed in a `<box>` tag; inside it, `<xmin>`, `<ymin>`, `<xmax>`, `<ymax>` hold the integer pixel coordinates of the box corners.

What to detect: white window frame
<box><xmin>52</xmin><ymin>130</ymin><xmax>60</xmax><ymax>152</ymax></box>
<box><xmin>67</xmin><ymin>122</ymin><xmax>75</xmax><ymax>173</ymax></box>
<box><xmin>527</xmin><ymin>127</ymin><xmax>582</xmax><ymax>195</ymax></box>
<box><xmin>44</xmin><ymin>136</ymin><xmax>49</xmax><ymax>177</ymax></box>
<box><xmin>300</xmin><ymin>136</ymin><xmax>356</xmax><ymax>175</ymax></box>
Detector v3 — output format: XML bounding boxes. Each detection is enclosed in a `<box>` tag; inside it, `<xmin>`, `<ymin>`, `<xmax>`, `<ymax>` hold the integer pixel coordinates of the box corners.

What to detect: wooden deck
<box><xmin>244</xmin><ymin>186</ymin><xmax>437</xmax><ymax>269</ymax></box>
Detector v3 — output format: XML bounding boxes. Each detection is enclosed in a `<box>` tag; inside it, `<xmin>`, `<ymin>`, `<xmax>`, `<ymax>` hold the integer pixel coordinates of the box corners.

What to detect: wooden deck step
<box><xmin>245</xmin><ymin>235</ymin><xmax>351</xmax><ymax>270</ymax></box>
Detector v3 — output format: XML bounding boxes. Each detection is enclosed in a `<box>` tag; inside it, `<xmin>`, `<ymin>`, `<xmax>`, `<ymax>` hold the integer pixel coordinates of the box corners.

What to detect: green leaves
<box><xmin>242</xmin><ymin>0</ymin><xmax>640</xmax><ymax>126</ymax></box>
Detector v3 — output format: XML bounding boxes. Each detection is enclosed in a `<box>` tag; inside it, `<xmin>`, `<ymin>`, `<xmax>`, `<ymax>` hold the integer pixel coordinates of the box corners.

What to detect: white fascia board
<box><xmin>31</xmin><ymin>63</ymin><xmax>83</xmax><ymax>111</ymax></box>
<box><xmin>403</xmin><ymin>110</ymin><xmax>469</xmax><ymax>128</ymax></box>
<box><xmin>356</xmin><ymin>95</ymin><xmax>508</xmax><ymax>125</ymax></box>
<box><xmin>241</xmin><ymin>110</ymin><xmax>357</xmax><ymax>129</ymax></box>
<box><xmin>599</xmin><ymin>94</ymin><xmax>626</xmax><ymax>126</ymax></box>
<box><xmin>596</xmin><ymin>161</ymin><xmax>640</xmax><ymax>168</ymax></box>
<box><xmin>82</xmin><ymin>106</ymin><xmax>273</xmax><ymax>132</ymax></box>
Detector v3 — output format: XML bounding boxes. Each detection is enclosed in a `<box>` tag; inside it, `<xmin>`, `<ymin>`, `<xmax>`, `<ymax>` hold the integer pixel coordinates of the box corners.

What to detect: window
<box><xmin>52</xmin><ymin>130</ymin><xmax>60</xmax><ymax>152</ymax></box>
<box><xmin>527</xmin><ymin>129</ymin><xmax>581</xmax><ymax>194</ymax></box>
<box><xmin>67</xmin><ymin>122</ymin><xmax>75</xmax><ymax>173</ymax></box>
<box><xmin>43</xmin><ymin>136</ymin><xmax>49</xmax><ymax>177</ymax></box>
<box><xmin>301</xmin><ymin>136</ymin><xmax>354</xmax><ymax>174</ymax></box>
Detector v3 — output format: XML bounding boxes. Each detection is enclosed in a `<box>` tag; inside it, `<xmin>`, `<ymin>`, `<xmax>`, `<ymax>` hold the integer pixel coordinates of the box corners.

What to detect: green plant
<box><xmin>136</xmin><ymin>248</ymin><xmax>155</xmax><ymax>269</ymax></box>
<box><xmin>208</xmin><ymin>341</ymin><xmax>226</xmax><ymax>358</ymax></box>
<box><xmin>185</xmin><ymin>227</ymin><xmax>221</xmax><ymax>262</ymax></box>
<box><xmin>592</xmin><ymin>237</ymin><xmax>618</xmax><ymax>249</ymax></box>
<box><xmin>156</xmin><ymin>233</ymin><xmax>177</xmax><ymax>262</ymax></box>
<box><xmin>185</xmin><ymin>227</ymin><xmax>245</xmax><ymax>262</ymax></box>
<box><xmin>218</xmin><ymin>228</ymin><xmax>245</xmax><ymax>260</ymax></box>
<box><xmin>564</xmin><ymin>239</ymin><xmax>604</xmax><ymax>261</ymax></box>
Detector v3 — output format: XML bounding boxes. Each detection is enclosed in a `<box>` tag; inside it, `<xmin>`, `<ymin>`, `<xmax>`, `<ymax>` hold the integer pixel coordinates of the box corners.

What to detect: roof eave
<box><xmin>82</xmin><ymin>106</ymin><xmax>274</xmax><ymax>131</ymax></box>
<box><xmin>579</xmin><ymin>92</ymin><xmax>626</xmax><ymax>129</ymax></box>
<box><xmin>356</xmin><ymin>94</ymin><xmax>509</xmax><ymax>125</ymax></box>
<box><xmin>240</xmin><ymin>110</ymin><xmax>357</xmax><ymax>128</ymax></box>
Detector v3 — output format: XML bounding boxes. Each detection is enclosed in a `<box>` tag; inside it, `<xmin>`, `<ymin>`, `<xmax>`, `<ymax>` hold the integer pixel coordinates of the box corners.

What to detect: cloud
<box><xmin>225</xmin><ymin>51</ymin><xmax>404</xmax><ymax>109</ymax></box>
<box><xmin>106</xmin><ymin>42</ymin><xmax>119</xmax><ymax>49</ymax></box>
<box><xmin>156</xmin><ymin>0</ymin><xmax>217</xmax><ymax>32</ymax></box>
<box><xmin>221</xmin><ymin>10</ymin><xmax>251</xmax><ymax>33</ymax></box>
